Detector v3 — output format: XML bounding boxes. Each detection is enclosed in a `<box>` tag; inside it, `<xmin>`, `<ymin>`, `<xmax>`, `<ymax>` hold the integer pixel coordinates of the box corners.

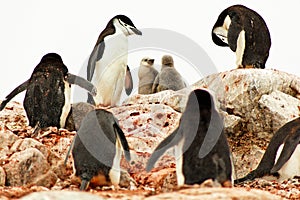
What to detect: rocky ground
<box><xmin>0</xmin><ymin>69</ymin><xmax>300</xmax><ymax>199</ymax></box>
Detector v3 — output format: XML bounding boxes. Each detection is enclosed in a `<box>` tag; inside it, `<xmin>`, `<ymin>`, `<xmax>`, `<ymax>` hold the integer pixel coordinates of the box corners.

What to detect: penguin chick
<box><xmin>212</xmin><ymin>4</ymin><xmax>271</xmax><ymax>69</ymax></box>
<box><xmin>86</xmin><ymin>15</ymin><xmax>142</xmax><ymax>107</ymax></box>
<box><xmin>138</xmin><ymin>57</ymin><xmax>158</xmax><ymax>94</ymax></box>
<box><xmin>71</xmin><ymin>109</ymin><xmax>131</xmax><ymax>190</ymax></box>
<box><xmin>235</xmin><ymin>117</ymin><xmax>300</xmax><ymax>183</ymax></box>
<box><xmin>152</xmin><ymin>55</ymin><xmax>186</xmax><ymax>93</ymax></box>
<box><xmin>0</xmin><ymin>53</ymin><xmax>97</xmax><ymax>130</ymax></box>
<box><xmin>146</xmin><ymin>88</ymin><xmax>232</xmax><ymax>186</ymax></box>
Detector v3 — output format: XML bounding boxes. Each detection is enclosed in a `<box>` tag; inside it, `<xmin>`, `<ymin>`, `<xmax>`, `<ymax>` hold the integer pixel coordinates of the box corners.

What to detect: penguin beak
<box><xmin>148</xmin><ymin>59</ymin><xmax>154</xmax><ymax>65</ymax></box>
<box><xmin>130</xmin><ymin>27</ymin><xmax>142</xmax><ymax>35</ymax></box>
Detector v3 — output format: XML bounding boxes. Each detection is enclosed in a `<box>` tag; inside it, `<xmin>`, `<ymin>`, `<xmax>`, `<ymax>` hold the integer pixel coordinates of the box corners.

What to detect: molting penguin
<box><xmin>212</xmin><ymin>4</ymin><xmax>271</xmax><ymax>69</ymax></box>
<box><xmin>152</xmin><ymin>55</ymin><xmax>186</xmax><ymax>93</ymax></box>
<box><xmin>146</xmin><ymin>89</ymin><xmax>232</xmax><ymax>186</ymax></box>
<box><xmin>138</xmin><ymin>57</ymin><xmax>158</xmax><ymax>94</ymax></box>
<box><xmin>71</xmin><ymin>109</ymin><xmax>131</xmax><ymax>190</ymax></box>
<box><xmin>0</xmin><ymin>53</ymin><xmax>97</xmax><ymax>131</ymax></box>
<box><xmin>86</xmin><ymin>15</ymin><xmax>142</xmax><ymax>107</ymax></box>
<box><xmin>235</xmin><ymin>117</ymin><xmax>300</xmax><ymax>183</ymax></box>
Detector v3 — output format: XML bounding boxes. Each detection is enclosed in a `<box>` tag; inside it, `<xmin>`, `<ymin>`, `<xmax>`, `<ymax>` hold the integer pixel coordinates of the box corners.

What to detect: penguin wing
<box><xmin>113</xmin><ymin>122</ymin><xmax>131</xmax><ymax>161</ymax></box>
<box><xmin>125</xmin><ymin>65</ymin><xmax>133</xmax><ymax>95</ymax></box>
<box><xmin>146</xmin><ymin>127</ymin><xmax>183</xmax><ymax>172</ymax></box>
<box><xmin>271</xmin><ymin>128</ymin><xmax>300</xmax><ymax>173</ymax></box>
<box><xmin>151</xmin><ymin>75</ymin><xmax>159</xmax><ymax>93</ymax></box>
<box><xmin>66</xmin><ymin>73</ymin><xmax>97</xmax><ymax>96</ymax></box>
<box><xmin>87</xmin><ymin>42</ymin><xmax>105</xmax><ymax>81</ymax></box>
<box><xmin>0</xmin><ymin>80</ymin><xmax>29</xmax><ymax>111</ymax></box>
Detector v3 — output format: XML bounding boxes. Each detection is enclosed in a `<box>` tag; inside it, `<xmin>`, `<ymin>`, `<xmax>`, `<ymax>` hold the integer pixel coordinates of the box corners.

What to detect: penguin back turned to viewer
<box><xmin>212</xmin><ymin>4</ymin><xmax>271</xmax><ymax>69</ymax></box>
<box><xmin>71</xmin><ymin>109</ymin><xmax>131</xmax><ymax>190</ymax></box>
<box><xmin>152</xmin><ymin>55</ymin><xmax>186</xmax><ymax>93</ymax></box>
<box><xmin>0</xmin><ymin>53</ymin><xmax>97</xmax><ymax>132</ymax></box>
<box><xmin>146</xmin><ymin>88</ymin><xmax>232</xmax><ymax>186</ymax></box>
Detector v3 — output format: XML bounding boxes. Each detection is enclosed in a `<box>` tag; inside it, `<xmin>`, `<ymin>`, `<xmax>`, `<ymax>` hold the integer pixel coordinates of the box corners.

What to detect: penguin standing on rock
<box><xmin>86</xmin><ymin>15</ymin><xmax>142</xmax><ymax>107</ymax></box>
<box><xmin>235</xmin><ymin>117</ymin><xmax>300</xmax><ymax>183</ymax></box>
<box><xmin>0</xmin><ymin>53</ymin><xmax>97</xmax><ymax>132</ymax></box>
<box><xmin>71</xmin><ymin>109</ymin><xmax>131</xmax><ymax>190</ymax></box>
<box><xmin>138</xmin><ymin>57</ymin><xmax>158</xmax><ymax>94</ymax></box>
<box><xmin>152</xmin><ymin>55</ymin><xmax>186</xmax><ymax>93</ymax></box>
<box><xmin>212</xmin><ymin>4</ymin><xmax>271</xmax><ymax>69</ymax></box>
<box><xmin>146</xmin><ymin>89</ymin><xmax>232</xmax><ymax>187</ymax></box>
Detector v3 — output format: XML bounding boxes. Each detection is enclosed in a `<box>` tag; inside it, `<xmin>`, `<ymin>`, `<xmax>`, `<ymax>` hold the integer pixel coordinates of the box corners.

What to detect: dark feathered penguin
<box><xmin>146</xmin><ymin>88</ymin><xmax>232</xmax><ymax>186</ymax></box>
<box><xmin>0</xmin><ymin>53</ymin><xmax>97</xmax><ymax>131</ymax></box>
<box><xmin>212</xmin><ymin>4</ymin><xmax>271</xmax><ymax>69</ymax></box>
<box><xmin>235</xmin><ymin>117</ymin><xmax>300</xmax><ymax>183</ymax></box>
<box><xmin>71</xmin><ymin>109</ymin><xmax>131</xmax><ymax>190</ymax></box>
<box><xmin>86</xmin><ymin>15</ymin><xmax>142</xmax><ymax>106</ymax></box>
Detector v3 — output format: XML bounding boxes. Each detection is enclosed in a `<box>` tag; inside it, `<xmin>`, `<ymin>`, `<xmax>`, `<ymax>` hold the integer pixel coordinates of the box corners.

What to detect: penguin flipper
<box><xmin>271</xmin><ymin>129</ymin><xmax>300</xmax><ymax>173</ymax></box>
<box><xmin>125</xmin><ymin>66</ymin><xmax>133</xmax><ymax>95</ymax></box>
<box><xmin>64</xmin><ymin>133</ymin><xmax>77</xmax><ymax>166</ymax></box>
<box><xmin>67</xmin><ymin>73</ymin><xmax>97</xmax><ymax>96</ymax></box>
<box><xmin>87</xmin><ymin>42</ymin><xmax>105</xmax><ymax>81</ymax></box>
<box><xmin>0</xmin><ymin>80</ymin><xmax>29</xmax><ymax>111</ymax></box>
<box><xmin>151</xmin><ymin>75</ymin><xmax>159</xmax><ymax>93</ymax></box>
<box><xmin>113</xmin><ymin>122</ymin><xmax>131</xmax><ymax>161</ymax></box>
<box><xmin>146</xmin><ymin>128</ymin><xmax>182</xmax><ymax>172</ymax></box>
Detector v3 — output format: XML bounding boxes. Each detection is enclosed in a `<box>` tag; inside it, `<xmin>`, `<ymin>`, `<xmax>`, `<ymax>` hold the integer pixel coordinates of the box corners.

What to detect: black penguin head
<box><xmin>40</xmin><ymin>53</ymin><xmax>63</xmax><ymax>63</ymax></box>
<box><xmin>161</xmin><ymin>55</ymin><xmax>174</xmax><ymax>67</ymax></box>
<box><xmin>112</xmin><ymin>15</ymin><xmax>142</xmax><ymax>36</ymax></box>
<box><xmin>212</xmin><ymin>7</ymin><xmax>232</xmax><ymax>47</ymax></box>
<box><xmin>141</xmin><ymin>57</ymin><xmax>155</xmax><ymax>66</ymax></box>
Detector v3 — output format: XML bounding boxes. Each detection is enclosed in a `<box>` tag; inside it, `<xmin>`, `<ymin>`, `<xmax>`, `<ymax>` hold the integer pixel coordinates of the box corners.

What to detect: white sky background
<box><xmin>0</xmin><ymin>0</ymin><xmax>299</xmax><ymax>103</ymax></box>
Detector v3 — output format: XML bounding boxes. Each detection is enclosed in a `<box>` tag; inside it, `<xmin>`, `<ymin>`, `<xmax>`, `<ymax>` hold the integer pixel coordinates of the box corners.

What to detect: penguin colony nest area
<box><xmin>0</xmin><ymin>101</ymin><xmax>300</xmax><ymax>199</ymax></box>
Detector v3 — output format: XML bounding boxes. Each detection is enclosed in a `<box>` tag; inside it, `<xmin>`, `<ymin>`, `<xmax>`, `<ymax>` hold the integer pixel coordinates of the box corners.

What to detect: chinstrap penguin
<box><xmin>146</xmin><ymin>88</ymin><xmax>232</xmax><ymax>187</ymax></box>
<box><xmin>86</xmin><ymin>15</ymin><xmax>142</xmax><ymax>107</ymax></box>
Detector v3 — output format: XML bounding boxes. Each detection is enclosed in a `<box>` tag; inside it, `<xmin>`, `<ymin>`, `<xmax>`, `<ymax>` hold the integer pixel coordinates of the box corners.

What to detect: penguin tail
<box><xmin>80</xmin><ymin>179</ymin><xmax>90</xmax><ymax>191</ymax></box>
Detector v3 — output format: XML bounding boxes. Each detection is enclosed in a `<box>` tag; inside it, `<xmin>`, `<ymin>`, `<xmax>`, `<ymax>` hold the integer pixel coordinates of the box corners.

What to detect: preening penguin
<box><xmin>0</xmin><ymin>53</ymin><xmax>97</xmax><ymax>131</ymax></box>
<box><xmin>212</xmin><ymin>4</ymin><xmax>271</xmax><ymax>69</ymax></box>
<box><xmin>152</xmin><ymin>55</ymin><xmax>186</xmax><ymax>93</ymax></box>
<box><xmin>146</xmin><ymin>89</ymin><xmax>232</xmax><ymax>186</ymax></box>
<box><xmin>86</xmin><ymin>15</ymin><xmax>142</xmax><ymax>106</ymax></box>
<box><xmin>235</xmin><ymin>117</ymin><xmax>300</xmax><ymax>183</ymax></box>
<box><xmin>138</xmin><ymin>57</ymin><xmax>158</xmax><ymax>94</ymax></box>
<box><xmin>71</xmin><ymin>109</ymin><xmax>131</xmax><ymax>190</ymax></box>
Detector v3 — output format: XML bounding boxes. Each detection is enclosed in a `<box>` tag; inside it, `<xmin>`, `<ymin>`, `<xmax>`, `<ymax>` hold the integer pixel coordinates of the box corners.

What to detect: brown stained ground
<box><xmin>0</xmin><ymin>102</ymin><xmax>300</xmax><ymax>199</ymax></box>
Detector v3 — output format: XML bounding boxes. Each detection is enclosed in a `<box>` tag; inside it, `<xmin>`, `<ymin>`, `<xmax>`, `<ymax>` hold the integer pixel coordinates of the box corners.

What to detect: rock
<box><xmin>258</xmin><ymin>90</ymin><xmax>300</xmax><ymax>131</ymax></box>
<box><xmin>123</xmin><ymin>89</ymin><xmax>190</xmax><ymax>112</ymax></box>
<box><xmin>145</xmin><ymin>187</ymin><xmax>282</xmax><ymax>200</ymax></box>
<box><xmin>65</xmin><ymin>102</ymin><xmax>95</xmax><ymax>131</ymax></box>
<box><xmin>21</xmin><ymin>191</ymin><xmax>105</xmax><ymax>200</ymax></box>
<box><xmin>0</xmin><ymin>129</ymin><xmax>19</xmax><ymax>160</ymax></box>
<box><xmin>0</xmin><ymin>166</ymin><xmax>6</xmax><ymax>186</ymax></box>
<box><xmin>195</xmin><ymin>69</ymin><xmax>300</xmax><ymax>134</ymax></box>
<box><xmin>3</xmin><ymin>148</ymin><xmax>57</xmax><ymax>187</ymax></box>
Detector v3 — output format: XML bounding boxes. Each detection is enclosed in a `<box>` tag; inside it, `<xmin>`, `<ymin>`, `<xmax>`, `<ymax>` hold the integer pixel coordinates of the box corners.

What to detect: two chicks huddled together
<box><xmin>138</xmin><ymin>55</ymin><xmax>186</xmax><ymax>95</ymax></box>
<box><xmin>1</xmin><ymin>3</ymin><xmax>297</xmax><ymax>192</ymax></box>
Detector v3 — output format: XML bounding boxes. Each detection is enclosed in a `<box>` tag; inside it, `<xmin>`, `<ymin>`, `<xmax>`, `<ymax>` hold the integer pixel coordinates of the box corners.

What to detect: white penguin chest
<box><xmin>275</xmin><ymin>144</ymin><xmax>300</xmax><ymax>181</ymax></box>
